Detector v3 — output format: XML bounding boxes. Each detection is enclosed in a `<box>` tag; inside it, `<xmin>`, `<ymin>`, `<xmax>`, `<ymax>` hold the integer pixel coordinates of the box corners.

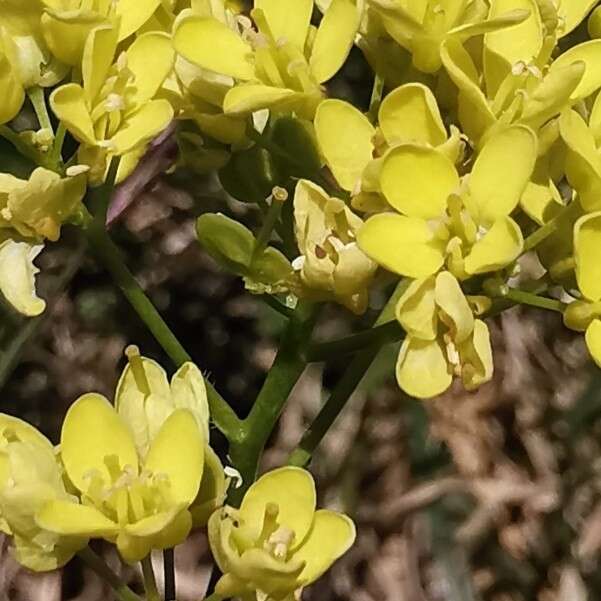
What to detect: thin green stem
<box><xmin>502</xmin><ymin>288</ymin><xmax>566</xmax><ymax>313</ymax></box>
<box><xmin>306</xmin><ymin>320</ymin><xmax>403</xmax><ymax>363</ymax></box>
<box><xmin>523</xmin><ymin>201</ymin><xmax>580</xmax><ymax>252</ymax></box>
<box><xmin>28</xmin><ymin>86</ymin><xmax>53</xmax><ymax>133</ymax></box>
<box><xmin>84</xmin><ymin>218</ymin><xmax>242</xmax><ymax>439</ymax></box>
<box><xmin>141</xmin><ymin>556</ymin><xmax>160</xmax><ymax>601</ymax></box>
<box><xmin>51</xmin><ymin>121</ymin><xmax>67</xmax><ymax>169</ymax></box>
<box><xmin>78</xmin><ymin>548</ymin><xmax>142</xmax><ymax>601</ymax></box>
<box><xmin>261</xmin><ymin>295</ymin><xmax>295</xmax><ymax>319</ymax></box>
<box><xmin>246</xmin><ymin>127</ymin><xmax>341</xmax><ymax>197</ymax></box>
<box><xmin>288</xmin><ymin>281</ymin><xmax>407</xmax><ymax>467</ymax></box>
<box><xmin>368</xmin><ymin>72</ymin><xmax>385</xmax><ymax>123</ymax></box>
<box><xmin>253</xmin><ymin>193</ymin><xmax>284</xmax><ymax>259</ymax></box>
<box><xmin>0</xmin><ymin>124</ymin><xmax>51</xmax><ymax>168</ymax></box>
<box><xmin>227</xmin><ymin>302</ymin><xmax>317</xmax><ymax>506</ymax></box>
<box><xmin>163</xmin><ymin>548</ymin><xmax>175</xmax><ymax>601</ymax></box>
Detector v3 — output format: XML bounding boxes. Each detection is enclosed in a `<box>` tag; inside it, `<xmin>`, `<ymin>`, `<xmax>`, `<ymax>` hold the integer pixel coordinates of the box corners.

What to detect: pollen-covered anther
<box><xmin>105</xmin><ymin>93</ymin><xmax>125</xmax><ymax>112</ymax></box>
<box><xmin>267</xmin><ymin>526</ymin><xmax>295</xmax><ymax>559</ymax></box>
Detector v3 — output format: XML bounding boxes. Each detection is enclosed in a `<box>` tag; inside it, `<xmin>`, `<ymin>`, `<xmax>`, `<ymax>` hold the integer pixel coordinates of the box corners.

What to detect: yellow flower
<box><xmin>115</xmin><ymin>347</ymin><xmax>226</xmax><ymax>526</ymax></box>
<box><xmin>313</xmin><ymin>84</ymin><xmax>464</xmax><ymax>201</ymax></box>
<box><xmin>395</xmin><ymin>271</ymin><xmax>493</xmax><ymax>398</ymax></box>
<box><xmin>357</xmin><ymin>125</ymin><xmax>537</xmax><ymax>281</ymax></box>
<box><xmin>208</xmin><ymin>466</ymin><xmax>355</xmax><ymax>601</ymax></box>
<box><xmin>0</xmin><ymin>0</ymin><xmax>67</xmax><ymax>89</ymax></box>
<box><xmin>367</xmin><ymin>0</ymin><xmax>530</xmax><ymax>74</ymax></box>
<box><xmin>0</xmin><ymin>167</ymin><xmax>86</xmax><ymax>316</ymax></box>
<box><xmin>173</xmin><ymin>0</ymin><xmax>361</xmax><ymax>118</ymax></box>
<box><xmin>0</xmin><ymin>413</ymin><xmax>87</xmax><ymax>571</ymax></box>
<box><xmin>40</xmin><ymin>0</ymin><xmax>161</xmax><ymax>66</ymax></box>
<box><xmin>559</xmin><ymin>107</ymin><xmax>601</xmax><ymax>212</ymax></box>
<box><xmin>293</xmin><ymin>179</ymin><xmax>377</xmax><ymax>314</ymax></box>
<box><xmin>440</xmin><ymin>0</ymin><xmax>593</xmax><ymax>144</ymax></box>
<box><xmin>564</xmin><ymin>212</ymin><xmax>601</xmax><ymax>367</ymax></box>
<box><xmin>50</xmin><ymin>25</ymin><xmax>175</xmax><ymax>181</ymax></box>
<box><xmin>36</xmin><ymin>394</ymin><xmax>205</xmax><ymax>563</ymax></box>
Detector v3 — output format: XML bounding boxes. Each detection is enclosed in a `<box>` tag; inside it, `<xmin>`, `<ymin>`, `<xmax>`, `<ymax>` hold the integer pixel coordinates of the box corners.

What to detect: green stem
<box><xmin>141</xmin><ymin>556</ymin><xmax>160</xmax><ymax>601</ymax></box>
<box><xmin>84</xmin><ymin>218</ymin><xmax>243</xmax><ymax>439</ymax></box>
<box><xmin>368</xmin><ymin>72</ymin><xmax>385</xmax><ymax>123</ymax></box>
<box><xmin>306</xmin><ymin>320</ymin><xmax>403</xmax><ymax>363</ymax></box>
<box><xmin>253</xmin><ymin>192</ymin><xmax>284</xmax><ymax>259</ymax></box>
<box><xmin>163</xmin><ymin>548</ymin><xmax>175</xmax><ymax>601</ymax></box>
<box><xmin>523</xmin><ymin>201</ymin><xmax>580</xmax><ymax>252</ymax></box>
<box><xmin>502</xmin><ymin>288</ymin><xmax>566</xmax><ymax>313</ymax></box>
<box><xmin>227</xmin><ymin>302</ymin><xmax>317</xmax><ymax>506</ymax></box>
<box><xmin>0</xmin><ymin>124</ymin><xmax>51</xmax><ymax>168</ymax></box>
<box><xmin>261</xmin><ymin>295</ymin><xmax>295</xmax><ymax>319</ymax></box>
<box><xmin>288</xmin><ymin>282</ymin><xmax>407</xmax><ymax>467</ymax></box>
<box><xmin>78</xmin><ymin>548</ymin><xmax>142</xmax><ymax>601</ymax></box>
<box><xmin>246</xmin><ymin>127</ymin><xmax>341</xmax><ymax>197</ymax></box>
<box><xmin>51</xmin><ymin>121</ymin><xmax>67</xmax><ymax>170</ymax></box>
<box><xmin>28</xmin><ymin>86</ymin><xmax>53</xmax><ymax>133</ymax></box>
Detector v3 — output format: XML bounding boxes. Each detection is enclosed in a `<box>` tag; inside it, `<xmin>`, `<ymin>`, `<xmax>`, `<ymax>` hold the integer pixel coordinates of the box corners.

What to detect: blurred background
<box><xmin>2</xmin><ymin>30</ymin><xmax>601</xmax><ymax>601</ymax></box>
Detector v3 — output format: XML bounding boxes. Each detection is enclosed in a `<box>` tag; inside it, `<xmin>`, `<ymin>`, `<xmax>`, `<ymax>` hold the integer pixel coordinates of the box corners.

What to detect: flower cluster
<box><xmin>4</xmin><ymin>0</ymin><xmax>601</xmax><ymax>594</ymax></box>
<box><xmin>0</xmin><ymin>348</ymin><xmax>354</xmax><ymax>600</ymax></box>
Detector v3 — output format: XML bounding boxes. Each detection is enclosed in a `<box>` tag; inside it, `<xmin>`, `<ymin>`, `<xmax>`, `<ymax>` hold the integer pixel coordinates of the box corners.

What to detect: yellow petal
<box><xmin>574</xmin><ymin>211</ymin><xmax>601</xmax><ymax>301</ymax></box>
<box><xmin>379</xmin><ymin>83</ymin><xmax>447</xmax><ymax>147</ymax></box>
<box><xmin>223</xmin><ymin>84</ymin><xmax>299</xmax><ymax>114</ymax></box>
<box><xmin>357</xmin><ymin>213</ymin><xmax>445</xmax><ymax>278</ymax></box>
<box><xmin>314</xmin><ymin>99</ymin><xmax>375</xmax><ymax>192</ymax></box>
<box><xmin>110</xmin><ymin>99</ymin><xmax>173</xmax><ymax>155</ymax></box>
<box><xmin>173</xmin><ymin>16</ymin><xmax>255</xmax><ymax>80</ymax></box>
<box><xmin>440</xmin><ymin>38</ymin><xmax>496</xmax><ymax>138</ymax></box>
<box><xmin>589</xmin><ymin>85</ymin><xmax>601</xmax><ymax>145</ymax></box>
<box><xmin>0</xmin><ymin>241</ymin><xmax>46</xmax><ymax>317</ymax></box>
<box><xmin>40</xmin><ymin>9</ymin><xmax>106</xmax><ymax>67</ymax></box>
<box><xmin>36</xmin><ymin>500</ymin><xmax>118</xmax><ymax>537</ymax></box>
<box><xmin>460</xmin><ymin>319</ymin><xmax>494</xmax><ymax>390</ymax></box>
<box><xmin>125</xmin><ymin>32</ymin><xmax>175</xmax><ymax>105</ymax></box>
<box><xmin>484</xmin><ymin>0</ymin><xmax>543</xmax><ymax>95</ymax></box>
<box><xmin>190</xmin><ymin>445</ymin><xmax>226</xmax><ymax>527</ymax></box>
<box><xmin>116</xmin><ymin>0</ymin><xmax>161</xmax><ymax>40</ymax></box>
<box><xmin>0</xmin><ymin>51</ymin><xmax>24</xmax><ymax>124</ymax></box>
<box><xmin>464</xmin><ymin>216</ymin><xmax>524</xmax><ymax>274</ymax></box>
<box><xmin>238</xmin><ymin>466</ymin><xmax>316</xmax><ymax>548</ymax></box>
<box><xmin>61</xmin><ymin>392</ymin><xmax>139</xmax><ymax>493</ymax></box>
<box><xmin>559</xmin><ymin>109</ymin><xmax>601</xmax><ymax>212</ymax></box>
<box><xmin>558</xmin><ymin>0</ymin><xmax>599</xmax><ymax>37</ymax></box>
<box><xmin>434</xmin><ymin>271</ymin><xmax>474</xmax><ymax>344</ymax></box>
<box><xmin>396</xmin><ymin>337</ymin><xmax>452</xmax><ymax>399</ymax></box>
<box><xmin>466</xmin><ymin>125</ymin><xmax>537</xmax><ymax>225</ymax></box>
<box><xmin>83</xmin><ymin>25</ymin><xmax>118</xmax><ymax>104</ymax></box>
<box><xmin>551</xmin><ymin>40</ymin><xmax>601</xmax><ymax>100</ymax></box>
<box><xmin>585</xmin><ymin>319</ymin><xmax>601</xmax><ymax>367</ymax></box>
<box><xmin>124</xmin><ymin>506</ymin><xmax>182</xmax><ymax>537</ymax></box>
<box><xmin>0</xmin><ymin>413</ymin><xmax>52</xmax><ymax>448</ymax></box>
<box><xmin>519</xmin><ymin>62</ymin><xmax>585</xmax><ymax>131</ymax></box>
<box><xmin>310</xmin><ymin>0</ymin><xmax>360</xmax><ymax>83</ymax></box>
<box><xmin>170</xmin><ymin>363</ymin><xmax>210</xmax><ymax>440</ymax></box>
<box><xmin>395</xmin><ymin>276</ymin><xmax>438</xmax><ymax>340</ymax></box>
<box><xmin>50</xmin><ymin>83</ymin><xmax>96</xmax><ymax>146</ymax></box>
<box><xmin>294</xmin><ymin>510</ymin><xmax>356</xmax><ymax>585</ymax></box>
<box><xmin>144</xmin><ymin>409</ymin><xmax>205</xmax><ymax>506</ymax></box>
<box><xmin>380</xmin><ymin>145</ymin><xmax>459</xmax><ymax>219</ymax></box>
<box><xmin>255</xmin><ymin>0</ymin><xmax>313</xmax><ymax>48</ymax></box>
